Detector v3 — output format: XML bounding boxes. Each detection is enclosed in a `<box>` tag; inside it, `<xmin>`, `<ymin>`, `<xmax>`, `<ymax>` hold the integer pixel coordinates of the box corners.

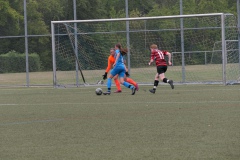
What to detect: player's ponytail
<box><xmin>120</xmin><ymin>48</ymin><xmax>128</xmax><ymax>55</ymax></box>
<box><xmin>115</xmin><ymin>43</ymin><xmax>128</xmax><ymax>55</ymax></box>
<box><xmin>115</xmin><ymin>43</ymin><xmax>122</xmax><ymax>50</ymax></box>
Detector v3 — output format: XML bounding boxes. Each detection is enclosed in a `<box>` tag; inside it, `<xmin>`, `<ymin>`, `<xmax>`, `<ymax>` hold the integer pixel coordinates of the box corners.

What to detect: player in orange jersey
<box><xmin>102</xmin><ymin>48</ymin><xmax>139</xmax><ymax>93</ymax></box>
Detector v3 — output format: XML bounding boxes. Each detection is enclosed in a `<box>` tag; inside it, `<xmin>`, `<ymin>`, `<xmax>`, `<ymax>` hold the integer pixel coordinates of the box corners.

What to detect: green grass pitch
<box><xmin>0</xmin><ymin>85</ymin><xmax>239</xmax><ymax>160</ymax></box>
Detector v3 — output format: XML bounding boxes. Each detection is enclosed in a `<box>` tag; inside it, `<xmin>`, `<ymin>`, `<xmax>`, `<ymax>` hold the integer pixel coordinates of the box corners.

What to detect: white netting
<box><xmin>52</xmin><ymin>14</ymin><xmax>240</xmax><ymax>86</ymax></box>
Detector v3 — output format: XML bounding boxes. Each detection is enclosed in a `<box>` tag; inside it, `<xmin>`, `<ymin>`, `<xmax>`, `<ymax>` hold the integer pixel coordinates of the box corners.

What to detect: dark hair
<box><xmin>115</xmin><ymin>43</ymin><xmax>128</xmax><ymax>55</ymax></box>
<box><xmin>115</xmin><ymin>43</ymin><xmax>122</xmax><ymax>50</ymax></box>
<box><xmin>120</xmin><ymin>48</ymin><xmax>128</xmax><ymax>55</ymax></box>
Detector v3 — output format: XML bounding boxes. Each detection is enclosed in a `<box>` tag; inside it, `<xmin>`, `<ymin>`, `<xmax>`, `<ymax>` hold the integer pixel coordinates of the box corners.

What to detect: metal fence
<box><xmin>0</xmin><ymin>0</ymin><xmax>240</xmax><ymax>87</ymax></box>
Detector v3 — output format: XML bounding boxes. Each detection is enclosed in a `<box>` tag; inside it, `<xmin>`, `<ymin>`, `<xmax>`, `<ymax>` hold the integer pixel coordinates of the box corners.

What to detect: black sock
<box><xmin>163</xmin><ymin>78</ymin><xmax>168</xmax><ymax>83</ymax></box>
<box><xmin>153</xmin><ymin>80</ymin><xmax>159</xmax><ymax>89</ymax></box>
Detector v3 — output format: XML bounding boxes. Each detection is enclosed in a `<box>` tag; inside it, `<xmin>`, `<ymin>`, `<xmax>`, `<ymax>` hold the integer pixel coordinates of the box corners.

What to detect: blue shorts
<box><xmin>110</xmin><ymin>65</ymin><xmax>125</xmax><ymax>78</ymax></box>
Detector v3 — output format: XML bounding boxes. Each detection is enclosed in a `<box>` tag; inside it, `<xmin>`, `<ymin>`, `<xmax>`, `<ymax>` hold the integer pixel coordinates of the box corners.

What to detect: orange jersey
<box><xmin>105</xmin><ymin>55</ymin><xmax>115</xmax><ymax>73</ymax></box>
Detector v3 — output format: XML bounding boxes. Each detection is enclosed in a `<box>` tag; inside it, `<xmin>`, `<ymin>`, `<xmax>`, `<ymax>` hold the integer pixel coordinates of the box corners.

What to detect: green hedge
<box><xmin>0</xmin><ymin>51</ymin><xmax>41</xmax><ymax>73</ymax></box>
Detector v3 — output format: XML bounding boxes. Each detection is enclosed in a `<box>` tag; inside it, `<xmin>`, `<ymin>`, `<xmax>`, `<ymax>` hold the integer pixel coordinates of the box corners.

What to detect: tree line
<box><xmin>0</xmin><ymin>0</ymin><xmax>237</xmax><ymax>71</ymax></box>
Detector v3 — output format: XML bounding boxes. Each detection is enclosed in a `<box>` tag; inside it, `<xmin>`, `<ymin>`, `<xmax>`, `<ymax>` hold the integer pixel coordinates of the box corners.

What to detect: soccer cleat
<box><xmin>131</xmin><ymin>87</ymin><xmax>136</xmax><ymax>95</ymax></box>
<box><xmin>103</xmin><ymin>91</ymin><xmax>111</xmax><ymax>95</ymax></box>
<box><xmin>168</xmin><ymin>80</ymin><xmax>174</xmax><ymax>89</ymax></box>
<box><xmin>114</xmin><ymin>90</ymin><xmax>122</xmax><ymax>93</ymax></box>
<box><xmin>149</xmin><ymin>89</ymin><xmax>156</xmax><ymax>94</ymax></box>
<box><xmin>135</xmin><ymin>83</ymin><xmax>139</xmax><ymax>91</ymax></box>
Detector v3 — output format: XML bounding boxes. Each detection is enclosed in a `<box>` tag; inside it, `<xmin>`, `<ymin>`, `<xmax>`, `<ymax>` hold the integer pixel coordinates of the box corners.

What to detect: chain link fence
<box><xmin>0</xmin><ymin>0</ymin><xmax>239</xmax><ymax>87</ymax></box>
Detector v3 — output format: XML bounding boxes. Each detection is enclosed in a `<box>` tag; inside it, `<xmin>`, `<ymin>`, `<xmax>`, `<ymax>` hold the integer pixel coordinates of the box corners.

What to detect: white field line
<box><xmin>0</xmin><ymin>118</ymin><xmax>64</xmax><ymax>126</ymax></box>
<box><xmin>0</xmin><ymin>100</ymin><xmax>240</xmax><ymax>106</ymax></box>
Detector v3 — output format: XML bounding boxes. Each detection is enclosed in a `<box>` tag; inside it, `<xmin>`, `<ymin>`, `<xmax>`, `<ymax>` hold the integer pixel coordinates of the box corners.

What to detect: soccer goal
<box><xmin>51</xmin><ymin>13</ymin><xmax>240</xmax><ymax>87</ymax></box>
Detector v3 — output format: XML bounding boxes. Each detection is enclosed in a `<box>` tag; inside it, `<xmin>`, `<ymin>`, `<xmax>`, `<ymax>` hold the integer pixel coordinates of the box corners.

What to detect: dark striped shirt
<box><xmin>150</xmin><ymin>49</ymin><xmax>168</xmax><ymax>66</ymax></box>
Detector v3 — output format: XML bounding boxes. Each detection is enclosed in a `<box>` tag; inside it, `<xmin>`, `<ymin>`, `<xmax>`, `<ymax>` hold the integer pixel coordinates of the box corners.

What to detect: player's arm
<box><xmin>148</xmin><ymin>58</ymin><xmax>154</xmax><ymax>65</ymax></box>
<box><xmin>102</xmin><ymin>56</ymin><xmax>113</xmax><ymax>80</ymax></box>
<box><xmin>113</xmin><ymin>52</ymin><xmax>120</xmax><ymax>67</ymax></box>
<box><xmin>123</xmin><ymin>56</ymin><xmax>130</xmax><ymax>77</ymax></box>
<box><xmin>124</xmin><ymin>64</ymin><xmax>130</xmax><ymax>77</ymax></box>
<box><xmin>166</xmin><ymin>52</ymin><xmax>172</xmax><ymax>66</ymax></box>
<box><xmin>105</xmin><ymin>56</ymin><xmax>113</xmax><ymax>73</ymax></box>
<box><xmin>148</xmin><ymin>51</ymin><xmax>154</xmax><ymax>65</ymax></box>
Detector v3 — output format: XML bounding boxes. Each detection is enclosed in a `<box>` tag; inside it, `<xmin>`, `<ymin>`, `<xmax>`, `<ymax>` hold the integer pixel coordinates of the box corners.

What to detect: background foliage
<box><xmin>0</xmin><ymin>0</ymin><xmax>237</xmax><ymax>71</ymax></box>
<box><xmin>0</xmin><ymin>51</ymin><xmax>41</xmax><ymax>73</ymax></box>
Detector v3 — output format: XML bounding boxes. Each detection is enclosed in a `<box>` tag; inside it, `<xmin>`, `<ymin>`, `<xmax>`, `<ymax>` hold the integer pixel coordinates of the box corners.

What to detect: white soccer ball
<box><xmin>95</xmin><ymin>88</ymin><xmax>103</xmax><ymax>95</ymax></box>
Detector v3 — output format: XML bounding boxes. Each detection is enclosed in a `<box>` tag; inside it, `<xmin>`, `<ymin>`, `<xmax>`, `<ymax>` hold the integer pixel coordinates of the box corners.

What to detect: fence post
<box><xmin>24</xmin><ymin>0</ymin><xmax>29</xmax><ymax>87</ymax></box>
<box><xmin>237</xmin><ymin>0</ymin><xmax>240</xmax><ymax>78</ymax></box>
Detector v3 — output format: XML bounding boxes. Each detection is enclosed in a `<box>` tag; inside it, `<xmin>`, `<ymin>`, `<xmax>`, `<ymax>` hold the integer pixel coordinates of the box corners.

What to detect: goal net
<box><xmin>51</xmin><ymin>13</ymin><xmax>240</xmax><ymax>87</ymax></box>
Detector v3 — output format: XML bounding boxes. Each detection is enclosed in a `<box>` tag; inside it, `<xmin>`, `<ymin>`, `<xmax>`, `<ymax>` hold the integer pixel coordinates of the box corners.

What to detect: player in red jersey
<box><xmin>148</xmin><ymin>44</ymin><xmax>174</xmax><ymax>93</ymax></box>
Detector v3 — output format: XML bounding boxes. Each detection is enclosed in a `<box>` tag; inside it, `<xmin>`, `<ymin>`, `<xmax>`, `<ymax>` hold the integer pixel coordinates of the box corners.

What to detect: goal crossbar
<box><xmin>51</xmin><ymin>13</ymin><xmax>226</xmax><ymax>24</ymax></box>
<box><xmin>51</xmin><ymin>13</ymin><xmax>239</xmax><ymax>87</ymax></box>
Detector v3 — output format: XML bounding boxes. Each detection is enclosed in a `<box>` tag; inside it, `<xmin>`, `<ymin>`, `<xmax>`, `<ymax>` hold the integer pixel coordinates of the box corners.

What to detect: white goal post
<box><xmin>51</xmin><ymin>13</ymin><xmax>240</xmax><ymax>87</ymax></box>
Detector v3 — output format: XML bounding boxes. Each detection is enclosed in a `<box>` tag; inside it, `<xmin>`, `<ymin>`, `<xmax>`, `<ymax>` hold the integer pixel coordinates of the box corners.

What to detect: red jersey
<box><xmin>150</xmin><ymin>49</ymin><xmax>168</xmax><ymax>66</ymax></box>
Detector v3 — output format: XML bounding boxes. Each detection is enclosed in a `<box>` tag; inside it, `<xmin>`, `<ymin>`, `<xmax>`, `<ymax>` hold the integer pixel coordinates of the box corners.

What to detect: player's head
<box><xmin>110</xmin><ymin>48</ymin><xmax>115</xmax><ymax>56</ymax></box>
<box><xmin>150</xmin><ymin>44</ymin><xmax>158</xmax><ymax>50</ymax></box>
<box><xmin>115</xmin><ymin>43</ymin><xmax>122</xmax><ymax>50</ymax></box>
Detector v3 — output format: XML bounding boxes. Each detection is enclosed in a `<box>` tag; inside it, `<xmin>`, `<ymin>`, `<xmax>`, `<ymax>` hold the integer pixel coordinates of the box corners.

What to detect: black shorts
<box><xmin>157</xmin><ymin>66</ymin><xmax>167</xmax><ymax>74</ymax></box>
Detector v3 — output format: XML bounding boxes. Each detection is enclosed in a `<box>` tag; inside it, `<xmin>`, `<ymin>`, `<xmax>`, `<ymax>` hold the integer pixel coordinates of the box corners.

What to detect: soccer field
<box><xmin>0</xmin><ymin>63</ymin><xmax>239</xmax><ymax>86</ymax></box>
<box><xmin>0</xmin><ymin>85</ymin><xmax>240</xmax><ymax>160</ymax></box>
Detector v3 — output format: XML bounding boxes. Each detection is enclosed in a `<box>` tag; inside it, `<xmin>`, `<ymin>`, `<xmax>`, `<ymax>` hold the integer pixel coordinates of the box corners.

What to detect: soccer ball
<box><xmin>95</xmin><ymin>88</ymin><xmax>103</xmax><ymax>95</ymax></box>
